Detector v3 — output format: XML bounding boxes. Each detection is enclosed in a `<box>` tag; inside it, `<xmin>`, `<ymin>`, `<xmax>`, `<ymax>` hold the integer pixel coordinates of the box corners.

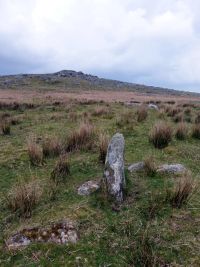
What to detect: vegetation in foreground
<box><xmin>0</xmin><ymin>99</ymin><xmax>200</xmax><ymax>266</ymax></box>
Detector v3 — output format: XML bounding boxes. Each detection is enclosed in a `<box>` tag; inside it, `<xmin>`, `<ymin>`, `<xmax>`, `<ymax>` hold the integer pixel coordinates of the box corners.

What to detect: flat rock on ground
<box><xmin>128</xmin><ymin>162</ymin><xmax>145</xmax><ymax>172</ymax></box>
<box><xmin>157</xmin><ymin>164</ymin><xmax>186</xmax><ymax>174</ymax></box>
<box><xmin>77</xmin><ymin>180</ymin><xmax>100</xmax><ymax>196</ymax></box>
<box><xmin>6</xmin><ymin>220</ymin><xmax>78</xmax><ymax>249</ymax></box>
<box><xmin>128</xmin><ymin>162</ymin><xmax>186</xmax><ymax>175</ymax></box>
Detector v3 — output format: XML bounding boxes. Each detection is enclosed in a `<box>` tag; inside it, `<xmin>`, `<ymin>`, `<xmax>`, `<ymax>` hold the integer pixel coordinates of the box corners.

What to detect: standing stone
<box><xmin>103</xmin><ymin>133</ymin><xmax>125</xmax><ymax>202</ymax></box>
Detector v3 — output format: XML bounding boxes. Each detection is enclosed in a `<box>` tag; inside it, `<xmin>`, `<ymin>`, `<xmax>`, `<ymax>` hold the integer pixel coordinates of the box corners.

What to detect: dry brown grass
<box><xmin>81</xmin><ymin>111</ymin><xmax>92</xmax><ymax>123</ymax></box>
<box><xmin>137</xmin><ymin>105</ymin><xmax>148</xmax><ymax>122</ymax></box>
<box><xmin>66</xmin><ymin>122</ymin><xmax>95</xmax><ymax>152</ymax></box>
<box><xmin>51</xmin><ymin>154</ymin><xmax>70</xmax><ymax>184</ymax></box>
<box><xmin>184</xmin><ymin>107</ymin><xmax>192</xmax><ymax>115</ymax></box>
<box><xmin>6</xmin><ymin>179</ymin><xmax>42</xmax><ymax>218</ymax></box>
<box><xmin>149</xmin><ymin>122</ymin><xmax>173</xmax><ymax>149</ymax></box>
<box><xmin>144</xmin><ymin>156</ymin><xmax>157</xmax><ymax>176</ymax></box>
<box><xmin>0</xmin><ymin>101</ymin><xmax>36</xmax><ymax>111</ymax></box>
<box><xmin>166</xmin><ymin>173</ymin><xmax>195</xmax><ymax>208</ymax></box>
<box><xmin>99</xmin><ymin>133</ymin><xmax>109</xmax><ymax>163</ymax></box>
<box><xmin>175</xmin><ymin>123</ymin><xmax>188</xmax><ymax>140</ymax></box>
<box><xmin>173</xmin><ymin>113</ymin><xmax>184</xmax><ymax>123</ymax></box>
<box><xmin>167</xmin><ymin>107</ymin><xmax>181</xmax><ymax>117</ymax></box>
<box><xmin>10</xmin><ymin>116</ymin><xmax>21</xmax><ymax>125</ymax></box>
<box><xmin>195</xmin><ymin>113</ymin><xmax>200</xmax><ymax>124</ymax></box>
<box><xmin>164</xmin><ymin>105</ymin><xmax>172</xmax><ymax>114</ymax></box>
<box><xmin>92</xmin><ymin>106</ymin><xmax>109</xmax><ymax>117</ymax></box>
<box><xmin>68</xmin><ymin>111</ymin><xmax>78</xmax><ymax>122</ymax></box>
<box><xmin>0</xmin><ymin>88</ymin><xmax>199</xmax><ymax>106</ymax></box>
<box><xmin>116</xmin><ymin>110</ymin><xmax>134</xmax><ymax>127</ymax></box>
<box><xmin>157</xmin><ymin>109</ymin><xmax>166</xmax><ymax>119</ymax></box>
<box><xmin>0</xmin><ymin>119</ymin><xmax>11</xmax><ymax>135</ymax></box>
<box><xmin>27</xmin><ymin>139</ymin><xmax>43</xmax><ymax>166</ymax></box>
<box><xmin>42</xmin><ymin>136</ymin><xmax>62</xmax><ymax>157</ymax></box>
<box><xmin>192</xmin><ymin>124</ymin><xmax>200</xmax><ymax>139</ymax></box>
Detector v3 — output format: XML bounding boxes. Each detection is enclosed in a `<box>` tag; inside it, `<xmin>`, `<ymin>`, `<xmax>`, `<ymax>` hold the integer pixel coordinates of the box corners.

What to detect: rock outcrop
<box><xmin>103</xmin><ymin>133</ymin><xmax>125</xmax><ymax>202</ymax></box>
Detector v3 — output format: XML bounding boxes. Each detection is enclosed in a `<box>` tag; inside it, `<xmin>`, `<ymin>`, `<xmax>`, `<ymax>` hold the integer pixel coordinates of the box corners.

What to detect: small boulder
<box><xmin>148</xmin><ymin>104</ymin><xmax>159</xmax><ymax>110</ymax></box>
<box><xmin>157</xmin><ymin>164</ymin><xmax>186</xmax><ymax>174</ymax></box>
<box><xmin>103</xmin><ymin>133</ymin><xmax>125</xmax><ymax>203</ymax></box>
<box><xmin>77</xmin><ymin>180</ymin><xmax>100</xmax><ymax>196</ymax></box>
<box><xmin>128</xmin><ymin>162</ymin><xmax>145</xmax><ymax>172</ymax></box>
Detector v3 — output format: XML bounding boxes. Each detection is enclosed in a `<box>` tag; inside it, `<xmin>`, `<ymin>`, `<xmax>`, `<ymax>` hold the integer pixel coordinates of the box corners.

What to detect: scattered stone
<box><xmin>148</xmin><ymin>104</ymin><xmax>159</xmax><ymax>110</ymax></box>
<box><xmin>103</xmin><ymin>133</ymin><xmax>125</xmax><ymax>203</ymax></box>
<box><xmin>128</xmin><ymin>162</ymin><xmax>145</xmax><ymax>172</ymax></box>
<box><xmin>157</xmin><ymin>164</ymin><xmax>186</xmax><ymax>174</ymax></box>
<box><xmin>6</xmin><ymin>220</ymin><xmax>78</xmax><ymax>249</ymax></box>
<box><xmin>77</xmin><ymin>180</ymin><xmax>100</xmax><ymax>196</ymax></box>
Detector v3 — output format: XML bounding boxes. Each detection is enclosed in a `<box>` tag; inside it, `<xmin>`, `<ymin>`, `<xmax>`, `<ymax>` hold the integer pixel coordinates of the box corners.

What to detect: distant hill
<box><xmin>0</xmin><ymin>69</ymin><xmax>199</xmax><ymax>97</ymax></box>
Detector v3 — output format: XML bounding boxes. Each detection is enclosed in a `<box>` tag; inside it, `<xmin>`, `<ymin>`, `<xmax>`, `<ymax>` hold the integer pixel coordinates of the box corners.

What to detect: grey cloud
<box><xmin>0</xmin><ymin>0</ymin><xmax>200</xmax><ymax>92</ymax></box>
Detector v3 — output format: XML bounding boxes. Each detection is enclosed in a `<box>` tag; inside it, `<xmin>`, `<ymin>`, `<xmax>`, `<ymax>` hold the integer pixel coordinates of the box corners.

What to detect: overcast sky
<box><xmin>0</xmin><ymin>0</ymin><xmax>200</xmax><ymax>92</ymax></box>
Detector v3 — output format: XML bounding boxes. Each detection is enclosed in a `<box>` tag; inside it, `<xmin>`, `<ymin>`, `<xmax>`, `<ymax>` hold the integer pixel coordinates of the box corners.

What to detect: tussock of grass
<box><xmin>195</xmin><ymin>113</ymin><xmax>200</xmax><ymax>124</ymax></box>
<box><xmin>42</xmin><ymin>136</ymin><xmax>62</xmax><ymax>157</ymax></box>
<box><xmin>167</xmin><ymin>107</ymin><xmax>181</xmax><ymax>117</ymax></box>
<box><xmin>184</xmin><ymin>107</ymin><xmax>191</xmax><ymax>115</ymax></box>
<box><xmin>68</xmin><ymin>111</ymin><xmax>78</xmax><ymax>122</ymax></box>
<box><xmin>173</xmin><ymin>113</ymin><xmax>183</xmax><ymax>123</ymax></box>
<box><xmin>137</xmin><ymin>105</ymin><xmax>148</xmax><ymax>122</ymax></box>
<box><xmin>0</xmin><ymin>119</ymin><xmax>11</xmax><ymax>135</ymax></box>
<box><xmin>166</xmin><ymin>173</ymin><xmax>195</xmax><ymax>208</ymax></box>
<box><xmin>98</xmin><ymin>133</ymin><xmax>109</xmax><ymax>163</ymax></box>
<box><xmin>6</xmin><ymin>179</ymin><xmax>42</xmax><ymax>218</ymax></box>
<box><xmin>116</xmin><ymin>110</ymin><xmax>134</xmax><ymax>127</ymax></box>
<box><xmin>149</xmin><ymin>122</ymin><xmax>173</xmax><ymax>149</ymax></box>
<box><xmin>144</xmin><ymin>156</ymin><xmax>157</xmax><ymax>176</ymax></box>
<box><xmin>66</xmin><ymin>122</ymin><xmax>95</xmax><ymax>152</ymax></box>
<box><xmin>51</xmin><ymin>154</ymin><xmax>70</xmax><ymax>184</ymax></box>
<box><xmin>92</xmin><ymin>106</ymin><xmax>109</xmax><ymax>116</ymax></box>
<box><xmin>27</xmin><ymin>138</ymin><xmax>43</xmax><ymax>166</ymax></box>
<box><xmin>192</xmin><ymin>124</ymin><xmax>200</xmax><ymax>139</ymax></box>
<box><xmin>175</xmin><ymin>123</ymin><xmax>188</xmax><ymax>140</ymax></box>
<box><xmin>133</xmin><ymin>226</ymin><xmax>160</xmax><ymax>266</ymax></box>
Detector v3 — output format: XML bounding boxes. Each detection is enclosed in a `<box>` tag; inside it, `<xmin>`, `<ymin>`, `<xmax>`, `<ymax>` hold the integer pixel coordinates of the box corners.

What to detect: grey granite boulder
<box><xmin>157</xmin><ymin>164</ymin><xmax>186</xmax><ymax>174</ymax></box>
<box><xmin>148</xmin><ymin>104</ymin><xmax>159</xmax><ymax>110</ymax></box>
<box><xmin>128</xmin><ymin>162</ymin><xmax>145</xmax><ymax>172</ymax></box>
<box><xmin>77</xmin><ymin>180</ymin><xmax>100</xmax><ymax>196</ymax></box>
<box><xmin>103</xmin><ymin>133</ymin><xmax>125</xmax><ymax>203</ymax></box>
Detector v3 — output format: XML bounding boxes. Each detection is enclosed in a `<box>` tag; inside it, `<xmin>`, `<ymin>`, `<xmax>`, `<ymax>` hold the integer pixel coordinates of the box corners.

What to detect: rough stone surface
<box><xmin>78</xmin><ymin>180</ymin><xmax>100</xmax><ymax>196</ymax></box>
<box><xmin>103</xmin><ymin>133</ymin><xmax>125</xmax><ymax>202</ymax></box>
<box><xmin>148</xmin><ymin>104</ymin><xmax>159</xmax><ymax>110</ymax></box>
<box><xmin>128</xmin><ymin>162</ymin><xmax>145</xmax><ymax>172</ymax></box>
<box><xmin>6</xmin><ymin>220</ymin><xmax>78</xmax><ymax>249</ymax></box>
<box><xmin>157</xmin><ymin>164</ymin><xmax>186</xmax><ymax>174</ymax></box>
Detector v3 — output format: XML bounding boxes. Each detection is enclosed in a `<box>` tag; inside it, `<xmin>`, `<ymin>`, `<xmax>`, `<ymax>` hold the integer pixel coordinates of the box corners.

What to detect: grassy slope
<box><xmin>0</xmin><ymin>102</ymin><xmax>200</xmax><ymax>266</ymax></box>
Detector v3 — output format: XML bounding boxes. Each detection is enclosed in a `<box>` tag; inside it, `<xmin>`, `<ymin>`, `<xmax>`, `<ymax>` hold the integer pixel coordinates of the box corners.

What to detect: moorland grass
<box><xmin>0</xmin><ymin>101</ymin><xmax>200</xmax><ymax>266</ymax></box>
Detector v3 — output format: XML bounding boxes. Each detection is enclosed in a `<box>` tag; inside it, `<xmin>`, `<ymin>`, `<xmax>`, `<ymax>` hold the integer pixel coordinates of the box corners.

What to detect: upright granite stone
<box><xmin>103</xmin><ymin>133</ymin><xmax>125</xmax><ymax>202</ymax></box>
